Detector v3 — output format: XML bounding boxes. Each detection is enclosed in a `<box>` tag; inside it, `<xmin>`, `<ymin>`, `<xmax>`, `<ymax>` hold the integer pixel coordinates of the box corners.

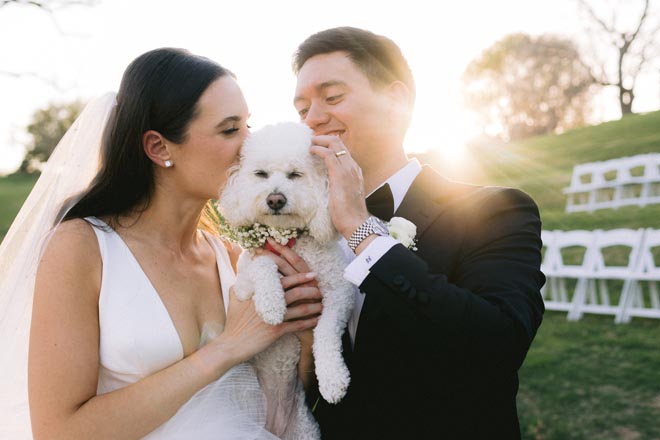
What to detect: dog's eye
<box><xmin>254</xmin><ymin>170</ymin><xmax>269</xmax><ymax>178</ymax></box>
<box><xmin>287</xmin><ymin>171</ymin><xmax>303</xmax><ymax>179</ymax></box>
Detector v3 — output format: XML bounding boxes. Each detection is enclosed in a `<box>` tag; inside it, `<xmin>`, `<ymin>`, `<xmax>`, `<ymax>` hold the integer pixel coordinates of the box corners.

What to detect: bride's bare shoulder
<box><xmin>40</xmin><ymin>218</ymin><xmax>101</xmax><ymax>270</ymax></box>
<box><xmin>52</xmin><ymin>218</ymin><xmax>99</xmax><ymax>244</ymax></box>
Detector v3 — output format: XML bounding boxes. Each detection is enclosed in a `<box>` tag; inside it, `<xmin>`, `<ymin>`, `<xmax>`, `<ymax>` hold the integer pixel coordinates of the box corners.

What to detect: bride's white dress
<box><xmin>88</xmin><ymin>217</ymin><xmax>278</xmax><ymax>439</ymax></box>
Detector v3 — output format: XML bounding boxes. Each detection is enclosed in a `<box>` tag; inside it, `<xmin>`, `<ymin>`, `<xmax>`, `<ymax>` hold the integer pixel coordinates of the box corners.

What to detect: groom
<box><xmin>293</xmin><ymin>27</ymin><xmax>545</xmax><ymax>439</ymax></box>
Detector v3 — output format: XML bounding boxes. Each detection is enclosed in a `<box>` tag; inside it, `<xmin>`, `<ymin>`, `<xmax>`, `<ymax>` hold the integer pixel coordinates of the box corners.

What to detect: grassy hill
<box><xmin>1</xmin><ymin>112</ymin><xmax>660</xmax><ymax>439</ymax></box>
<box><xmin>421</xmin><ymin>109</ymin><xmax>660</xmax><ymax>231</ymax></box>
<box><xmin>478</xmin><ymin>110</ymin><xmax>660</xmax><ymax>231</ymax></box>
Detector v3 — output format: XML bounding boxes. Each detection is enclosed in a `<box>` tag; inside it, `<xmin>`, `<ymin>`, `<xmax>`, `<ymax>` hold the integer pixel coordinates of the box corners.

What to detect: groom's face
<box><xmin>294</xmin><ymin>51</ymin><xmax>393</xmax><ymax>166</ymax></box>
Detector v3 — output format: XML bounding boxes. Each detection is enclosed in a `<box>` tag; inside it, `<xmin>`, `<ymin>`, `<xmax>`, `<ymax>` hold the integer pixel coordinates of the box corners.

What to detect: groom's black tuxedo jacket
<box><xmin>313</xmin><ymin>166</ymin><xmax>545</xmax><ymax>440</ymax></box>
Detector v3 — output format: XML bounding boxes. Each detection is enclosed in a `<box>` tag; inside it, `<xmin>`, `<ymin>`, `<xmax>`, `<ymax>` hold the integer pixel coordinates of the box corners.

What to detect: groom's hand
<box><xmin>310</xmin><ymin>135</ymin><xmax>370</xmax><ymax>240</ymax></box>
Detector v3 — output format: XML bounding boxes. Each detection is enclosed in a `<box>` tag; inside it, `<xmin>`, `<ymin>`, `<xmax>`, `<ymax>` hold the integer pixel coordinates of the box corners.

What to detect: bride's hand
<box><xmin>198</xmin><ymin>286</ymin><xmax>319</xmax><ymax>376</ymax></box>
<box><xmin>257</xmin><ymin>238</ymin><xmax>322</xmax><ymax>389</ymax></box>
<box><xmin>256</xmin><ymin>238</ymin><xmax>323</xmax><ymax>347</ymax></box>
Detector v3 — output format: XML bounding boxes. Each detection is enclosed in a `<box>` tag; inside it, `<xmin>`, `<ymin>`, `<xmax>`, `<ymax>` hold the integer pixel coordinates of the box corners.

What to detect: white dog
<box><xmin>219</xmin><ymin>122</ymin><xmax>355</xmax><ymax>439</ymax></box>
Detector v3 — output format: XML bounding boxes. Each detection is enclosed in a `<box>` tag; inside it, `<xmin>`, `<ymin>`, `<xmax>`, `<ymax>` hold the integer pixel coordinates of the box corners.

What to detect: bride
<box><xmin>0</xmin><ymin>48</ymin><xmax>321</xmax><ymax>439</ymax></box>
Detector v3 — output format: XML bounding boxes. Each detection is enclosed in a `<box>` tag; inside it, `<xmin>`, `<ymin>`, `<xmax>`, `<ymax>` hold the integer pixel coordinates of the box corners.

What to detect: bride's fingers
<box><xmin>281</xmin><ymin>272</ymin><xmax>317</xmax><ymax>290</ymax></box>
<box><xmin>227</xmin><ymin>286</ymin><xmax>238</xmax><ymax>306</ymax></box>
<box><xmin>284</xmin><ymin>285</ymin><xmax>323</xmax><ymax>306</ymax></box>
<box><xmin>265</xmin><ymin>238</ymin><xmax>312</xmax><ymax>274</ymax></box>
<box><xmin>254</xmin><ymin>247</ymin><xmax>296</xmax><ymax>276</ymax></box>
<box><xmin>283</xmin><ymin>301</ymin><xmax>323</xmax><ymax>321</ymax></box>
<box><xmin>277</xmin><ymin>315</ymin><xmax>320</xmax><ymax>336</ymax></box>
<box><xmin>258</xmin><ymin>240</ymin><xmax>320</xmax><ymax>287</ymax></box>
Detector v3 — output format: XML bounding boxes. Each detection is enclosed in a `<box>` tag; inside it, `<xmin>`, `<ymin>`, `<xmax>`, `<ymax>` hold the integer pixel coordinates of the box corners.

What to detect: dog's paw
<box><xmin>253</xmin><ymin>294</ymin><xmax>287</xmax><ymax>325</ymax></box>
<box><xmin>233</xmin><ymin>278</ymin><xmax>253</xmax><ymax>301</ymax></box>
<box><xmin>318</xmin><ymin>363</ymin><xmax>350</xmax><ymax>404</ymax></box>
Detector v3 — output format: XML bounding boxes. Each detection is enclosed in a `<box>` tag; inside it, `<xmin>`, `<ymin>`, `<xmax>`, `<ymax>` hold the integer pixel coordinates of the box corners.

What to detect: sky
<box><xmin>0</xmin><ymin>0</ymin><xmax>658</xmax><ymax>174</ymax></box>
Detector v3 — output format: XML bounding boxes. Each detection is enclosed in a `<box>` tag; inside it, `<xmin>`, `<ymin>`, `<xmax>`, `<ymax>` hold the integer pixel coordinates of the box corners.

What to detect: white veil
<box><xmin>0</xmin><ymin>92</ymin><xmax>117</xmax><ymax>439</ymax></box>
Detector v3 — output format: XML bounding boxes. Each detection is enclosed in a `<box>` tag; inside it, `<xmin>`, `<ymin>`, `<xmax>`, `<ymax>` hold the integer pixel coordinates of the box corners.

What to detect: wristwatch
<box><xmin>348</xmin><ymin>216</ymin><xmax>389</xmax><ymax>252</ymax></box>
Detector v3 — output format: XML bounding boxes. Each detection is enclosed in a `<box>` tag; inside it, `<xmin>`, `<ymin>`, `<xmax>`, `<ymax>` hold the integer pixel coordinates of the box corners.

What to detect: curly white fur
<box><xmin>219</xmin><ymin>122</ymin><xmax>355</xmax><ymax>439</ymax></box>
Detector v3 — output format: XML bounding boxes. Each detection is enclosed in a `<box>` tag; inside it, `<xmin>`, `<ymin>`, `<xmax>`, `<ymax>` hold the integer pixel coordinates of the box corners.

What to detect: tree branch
<box><xmin>0</xmin><ymin>0</ymin><xmax>96</xmax><ymax>36</ymax></box>
<box><xmin>0</xmin><ymin>0</ymin><xmax>98</xmax><ymax>8</ymax></box>
<box><xmin>628</xmin><ymin>0</ymin><xmax>650</xmax><ymax>44</ymax></box>
<box><xmin>579</xmin><ymin>28</ymin><xmax>615</xmax><ymax>85</ymax></box>
<box><xmin>631</xmin><ymin>25</ymin><xmax>660</xmax><ymax>89</ymax></box>
<box><xmin>0</xmin><ymin>70</ymin><xmax>67</xmax><ymax>91</ymax></box>
<box><xmin>576</xmin><ymin>0</ymin><xmax>659</xmax><ymax>116</ymax></box>
<box><xmin>577</xmin><ymin>0</ymin><xmax>616</xmax><ymax>35</ymax></box>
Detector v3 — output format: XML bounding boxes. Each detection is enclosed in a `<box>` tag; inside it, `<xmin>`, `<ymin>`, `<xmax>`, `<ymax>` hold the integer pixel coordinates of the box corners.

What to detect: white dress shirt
<box><xmin>341</xmin><ymin>159</ymin><xmax>423</xmax><ymax>346</ymax></box>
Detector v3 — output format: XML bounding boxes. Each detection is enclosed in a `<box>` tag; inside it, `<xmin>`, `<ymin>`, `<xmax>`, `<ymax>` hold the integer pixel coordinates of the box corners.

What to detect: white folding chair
<box><xmin>590</xmin><ymin>160</ymin><xmax>619</xmax><ymax>210</ymax></box>
<box><xmin>617</xmin><ymin>228</ymin><xmax>660</xmax><ymax>323</ymax></box>
<box><xmin>570</xmin><ymin>228</ymin><xmax>645</xmax><ymax>321</ymax></box>
<box><xmin>639</xmin><ymin>154</ymin><xmax>660</xmax><ymax>207</ymax></box>
<box><xmin>564</xmin><ymin>153</ymin><xmax>660</xmax><ymax>213</ymax></box>
<box><xmin>564</xmin><ymin>163</ymin><xmax>598</xmax><ymax>212</ymax></box>
<box><xmin>540</xmin><ymin>230</ymin><xmax>556</xmax><ymax>301</ymax></box>
<box><xmin>613</xmin><ymin>157</ymin><xmax>639</xmax><ymax>208</ymax></box>
<box><xmin>544</xmin><ymin>230</ymin><xmax>596</xmax><ymax>317</ymax></box>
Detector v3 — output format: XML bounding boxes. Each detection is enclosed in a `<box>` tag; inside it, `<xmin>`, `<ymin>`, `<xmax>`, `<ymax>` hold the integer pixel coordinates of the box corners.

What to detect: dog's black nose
<box><xmin>267</xmin><ymin>193</ymin><xmax>287</xmax><ymax>211</ymax></box>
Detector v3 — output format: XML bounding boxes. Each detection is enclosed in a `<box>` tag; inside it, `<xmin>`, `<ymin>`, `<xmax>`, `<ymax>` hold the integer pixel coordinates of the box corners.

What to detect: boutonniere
<box><xmin>388</xmin><ymin>217</ymin><xmax>418</xmax><ymax>251</ymax></box>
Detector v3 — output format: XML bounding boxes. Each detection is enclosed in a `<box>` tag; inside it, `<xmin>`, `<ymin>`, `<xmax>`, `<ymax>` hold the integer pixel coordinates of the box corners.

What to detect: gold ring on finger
<box><xmin>335</xmin><ymin>150</ymin><xmax>347</xmax><ymax>158</ymax></box>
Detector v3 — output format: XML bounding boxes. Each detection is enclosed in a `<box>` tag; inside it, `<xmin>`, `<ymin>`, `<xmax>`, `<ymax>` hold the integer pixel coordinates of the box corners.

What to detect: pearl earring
<box><xmin>164</xmin><ymin>160</ymin><xmax>172</xmax><ymax>168</ymax></box>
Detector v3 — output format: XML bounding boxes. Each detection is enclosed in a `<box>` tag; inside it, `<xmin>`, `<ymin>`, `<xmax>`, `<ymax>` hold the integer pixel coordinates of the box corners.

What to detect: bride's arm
<box><xmin>28</xmin><ymin>219</ymin><xmax>316</xmax><ymax>440</ymax></box>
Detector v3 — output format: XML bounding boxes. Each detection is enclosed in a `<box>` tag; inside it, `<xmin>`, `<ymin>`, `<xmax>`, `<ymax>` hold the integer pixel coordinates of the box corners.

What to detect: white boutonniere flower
<box><xmin>388</xmin><ymin>217</ymin><xmax>418</xmax><ymax>251</ymax></box>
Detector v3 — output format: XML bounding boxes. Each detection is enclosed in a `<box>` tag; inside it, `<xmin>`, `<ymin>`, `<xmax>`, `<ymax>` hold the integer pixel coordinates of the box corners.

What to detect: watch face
<box><xmin>370</xmin><ymin>216</ymin><xmax>389</xmax><ymax>235</ymax></box>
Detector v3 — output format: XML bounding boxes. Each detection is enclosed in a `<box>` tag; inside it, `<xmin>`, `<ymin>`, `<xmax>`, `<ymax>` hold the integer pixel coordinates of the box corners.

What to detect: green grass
<box><xmin>0</xmin><ymin>173</ymin><xmax>38</xmax><ymax>242</ymax></box>
<box><xmin>423</xmin><ymin>110</ymin><xmax>660</xmax><ymax>231</ymax></box>
<box><xmin>482</xmin><ymin>111</ymin><xmax>660</xmax><ymax>231</ymax></box>
<box><xmin>2</xmin><ymin>111</ymin><xmax>660</xmax><ymax>439</ymax></box>
<box><xmin>519</xmin><ymin>312</ymin><xmax>660</xmax><ymax>440</ymax></box>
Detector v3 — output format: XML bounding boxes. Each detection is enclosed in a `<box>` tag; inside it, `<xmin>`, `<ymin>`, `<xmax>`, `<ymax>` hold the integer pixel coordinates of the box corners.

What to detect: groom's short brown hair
<box><xmin>293</xmin><ymin>27</ymin><xmax>416</xmax><ymax>108</ymax></box>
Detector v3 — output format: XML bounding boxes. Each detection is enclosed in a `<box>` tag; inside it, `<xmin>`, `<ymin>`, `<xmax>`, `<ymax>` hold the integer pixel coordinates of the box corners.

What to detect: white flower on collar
<box><xmin>388</xmin><ymin>217</ymin><xmax>418</xmax><ymax>251</ymax></box>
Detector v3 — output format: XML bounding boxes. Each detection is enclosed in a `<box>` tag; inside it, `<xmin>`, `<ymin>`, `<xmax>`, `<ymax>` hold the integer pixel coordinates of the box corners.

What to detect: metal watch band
<box><xmin>348</xmin><ymin>216</ymin><xmax>388</xmax><ymax>252</ymax></box>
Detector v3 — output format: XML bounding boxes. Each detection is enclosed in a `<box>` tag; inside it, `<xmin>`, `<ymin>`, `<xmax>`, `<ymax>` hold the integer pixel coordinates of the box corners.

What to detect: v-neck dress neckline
<box><xmin>86</xmin><ymin>217</ymin><xmax>233</xmax><ymax>394</ymax></box>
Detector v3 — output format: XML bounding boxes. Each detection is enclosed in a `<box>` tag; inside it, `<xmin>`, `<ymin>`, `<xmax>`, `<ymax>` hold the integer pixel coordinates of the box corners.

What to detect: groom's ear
<box><xmin>143</xmin><ymin>130</ymin><xmax>172</xmax><ymax>167</ymax></box>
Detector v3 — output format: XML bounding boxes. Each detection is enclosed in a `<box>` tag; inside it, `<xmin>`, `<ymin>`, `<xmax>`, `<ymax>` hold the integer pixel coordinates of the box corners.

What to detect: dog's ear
<box><xmin>307</xmin><ymin>175</ymin><xmax>338</xmax><ymax>244</ymax></box>
<box><xmin>218</xmin><ymin>161</ymin><xmax>244</xmax><ymax>226</ymax></box>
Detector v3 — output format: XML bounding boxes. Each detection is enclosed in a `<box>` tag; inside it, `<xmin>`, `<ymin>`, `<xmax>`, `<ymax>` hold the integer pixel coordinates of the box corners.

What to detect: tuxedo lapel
<box><xmin>352</xmin><ymin>166</ymin><xmax>447</xmax><ymax>353</ymax></box>
<box><xmin>394</xmin><ymin>166</ymin><xmax>446</xmax><ymax>237</ymax></box>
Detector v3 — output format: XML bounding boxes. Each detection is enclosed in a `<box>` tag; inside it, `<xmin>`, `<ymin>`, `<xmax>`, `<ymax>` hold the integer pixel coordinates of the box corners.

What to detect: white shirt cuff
<box><xmin>343</xmin><ymin>236</ymin><xmax>400</xmax><ymax>287</ymax></box>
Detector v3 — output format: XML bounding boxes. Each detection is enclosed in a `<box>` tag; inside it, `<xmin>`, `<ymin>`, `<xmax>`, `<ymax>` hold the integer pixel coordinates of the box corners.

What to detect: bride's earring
<box><xmin>164</xmin><ymin>160</ymin><xmax>173</xmax><ymax>168</ymax></box>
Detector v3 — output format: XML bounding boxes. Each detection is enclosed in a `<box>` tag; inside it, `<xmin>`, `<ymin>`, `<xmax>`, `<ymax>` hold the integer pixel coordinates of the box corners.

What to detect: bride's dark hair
<box><xmin>63</xmin><ymin>48</ymin><xmax>231</xmax><ymax>230</ymax></box>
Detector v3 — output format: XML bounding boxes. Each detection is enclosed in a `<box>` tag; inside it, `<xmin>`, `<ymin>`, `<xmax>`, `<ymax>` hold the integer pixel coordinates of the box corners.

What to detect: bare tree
<box><xmin>577</xmin><ymin>0</ymin><xmax>660</xmax><ymax>115</ymax></box>
<box><xmin>0</xmin><ymin>0</ymin><xmax>99</xmax><ymax>86</ymax></box>
<box><xmin>463</xmin><ymin>33</ymin><xmax>595</xmax><ymax>141</ymax></box>
<box><xmin>0</xmin><ymin>1</ymin><xmax>99</xmax><ymax>10</ymax></box>
<box><xmin>0</xmin><ymin>0</ymin><xmax>99</xmax><ymax>34</ymax></box>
